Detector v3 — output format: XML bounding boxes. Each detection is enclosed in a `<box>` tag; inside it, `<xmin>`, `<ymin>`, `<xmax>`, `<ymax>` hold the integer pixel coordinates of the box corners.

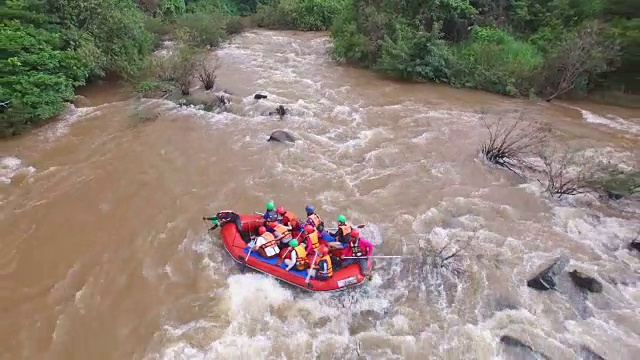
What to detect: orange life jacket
<box><xmin>317</xmin><ymin>255</ymin><xmax>333</xmax><ymax>277</ymax></box>
<box><xmin>272</xmin><ymin>223</ymin><xmax>290</xmax><ymax>238</ymax></box>
<box><xmin>306</xmin><ymin>231</ymin><xmax>320</xmax><ymax>251</ymax></box>
<box><xmin>259</xmin><ymin>232</ymin><xmax>278</xmax><ymax>250</ymax></box>
<box><xmin>339</xmin><ymin>224</ymin><xmax>352</xmax><ymax>240</ymax></box>
<box><xmin>308</xmin><ymin>213</ymin><xmax>322</xmax><ymax>227</ymax></box>
<box><xmin>283</xmin><ymin>211</ymin><xmax>298</xmax><ymax>224</ymax></box>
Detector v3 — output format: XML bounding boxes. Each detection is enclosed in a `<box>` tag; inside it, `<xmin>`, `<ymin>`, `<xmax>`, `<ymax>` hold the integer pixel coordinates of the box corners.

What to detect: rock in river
<box><xmin>526</xmin><ymin>255</ymin><xmax>570</xmax><ymax>291</ymax></box>
<box><xmin>500</xmin><ymin>335</ymin><xmax>550</xmax><ymax>360</ymax></box>
<box><xmin>267</xmin><ymin>130</ymin><xmax>296</xmax><ymax>143</ymax></box>
<box><xmin>569</xmin><ymin>270</ymin><xmax>603</xmax><ymax>293</ymax></box>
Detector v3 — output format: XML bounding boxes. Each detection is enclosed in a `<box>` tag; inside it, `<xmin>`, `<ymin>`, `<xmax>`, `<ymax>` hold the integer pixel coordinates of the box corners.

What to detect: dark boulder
<box><xmin>605</xmin><ymin>189</ymin><xmax>624</xmax><ymax>200</ymax></box>
<box><xmin>578</xmin><ymin>345</ymin><xmax>605</xmax><ymax>360</ymax></box>
<box><xmin>499</xmin><ymin>335</ymin><xmax>550</xmax><ymax>360</ymax></box>
<box><xmin>526</xmin><ymin>255</ymin><xmax>570</xmax><ymax>291</ymax></box>
<box><xmin>267</xmin><ymin>130</ymin><xmax>296</xmax><ymax>143</ymax></box>
<box><xmin>630</xmin><ymin>241</ymin><xmax>640</xmax><ymax>252</ymax></box>
<box><xmin>254</xmin><ymin>93</ymin><xmax>268</xmax><ymax>100</ymax></box>
<box><xmin>569</xmin><ymin>270</ymin><xmax>603</xmax><ymax>293</ymax></box>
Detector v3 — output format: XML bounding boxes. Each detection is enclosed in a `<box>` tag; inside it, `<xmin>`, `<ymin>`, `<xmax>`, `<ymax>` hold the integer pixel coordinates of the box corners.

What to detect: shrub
<box><xmin>453</xmin><ymin>26</ymin><xmax>543</xmax><ymax>96</ymax></box>
<box><xmin>377</xmin><ymin>22</ymin><xmax>455</xmax><ymax>83</ymax></box>
<box><xmin>149</xmin><ymin>45</ymin><xmax>201</xmax><ymax>95</ymax></box>
<box><xmin>254</xmin><ymin>0</ymin><xmax>345</xmax><ymax>31</ymax></box>
<box><xmin>197</xmin><ymin>55</ymin><xmax>219</xmax><ymax>90</ymax></box>
<box><xmin>224</xmin><ymin>15</ymin><xmax>245</xmax><ymax>35</ymax></box>
<box><xmin>176</xmin><ymin>12</ymin><xmax>227</xmax><ymax>47</ymax></box>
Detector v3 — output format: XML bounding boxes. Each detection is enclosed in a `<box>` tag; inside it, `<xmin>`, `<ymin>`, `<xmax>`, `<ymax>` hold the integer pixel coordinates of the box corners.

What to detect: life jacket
<box><xmin>272</xmin><ymin>223</ymin><xmax>290</xmax><ymax>239</ymax></box>
<box><xmin>317</xmin><ymin>255</ymin><xmax>333</xmax><ymax>277</ymax></box>
<box><xmin>305</xmin><ymin>230</ymin><xmax>320</xmax><ymax>251</ymax></box>
<box><xmin>307</xmin><ymin>213</ymin><xmax>322</xmax><ymax>227</ymax></box>
<box><xmin>283</xmin><ymin>211</ymin><xmax>298</xmax><ymax>224</ymax></box>
<box><xmin>293</xmin><ymin>245</ymin><xmax>308</xmax><ymax>270</ymax></box>
<box><xmin>349</xmin><ymin>238</ymin><xmax>366</xmax><ymax>257</ymax></box>
<box><xmin>339</xmin><ymin>224</ymin><xmax>352</xmax><ymax>241</ymax></box>
<box><xmin>256</xmin><ymin>233</ymin><xmax>280</xmax><ymax>257</ymax></box>
<box><xmin>259</xmin><ymin>232</ymin><xmax>279</xmax><ymax>256</ymax></box>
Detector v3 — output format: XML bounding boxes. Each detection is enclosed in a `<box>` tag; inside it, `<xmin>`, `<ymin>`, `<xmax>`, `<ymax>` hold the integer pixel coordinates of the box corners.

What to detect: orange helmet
<box><xmin>258</xmin><ymin>226</ymin><xmax>267</xmax><ymax>235</ymax></box>
<box><xmin>350</xmin><ymin>229</ymin><xmax>359</xmax><ymax>238</ymax></box>
<box><xmin>276</xmin><ymin>206</ymin><xmax>286</xmax><ymax>215</ymax></box>
<box><xmin>304</xmin><ymin>225</ymin><xmax>314</xmax><ymax>234</ymax></box>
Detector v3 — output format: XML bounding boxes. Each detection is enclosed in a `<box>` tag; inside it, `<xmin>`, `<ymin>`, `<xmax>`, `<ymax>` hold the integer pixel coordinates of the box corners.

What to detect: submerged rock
<box><xmin>578</xmin><ymin>345</ymin><xmax>605</xmax><ymax>360</ymax></box>
<box><xmin>72</xmin><ymin>95</ymin><xmax>90</xmax><ymax>107</ymax></box>
<box><xmin>267</xmin><ymin>130</ymin><xmax>296</xmax><ymax>143</ymax></box>
<box><xmin>254</xmin><ymin>93</ymin><xmax>267</xmax><ymax>100</ymax></box>
<box><xmin>526</xmin><ymin>255</ymin><xmax>570</xmax><ymax>291</ymax></box>
<box><xmin>569</xmin><ymin>270</ymin><xmax>603</xmax><ymax>293</ymax></box>
<box><xmin>267</xmin><ymin>104</ymin><xmax>288</xmax><ymax>118</ymax></box>
<box><xmin>499</xmin><ymin>335</ymin><xmax>550</xmax><ymax>360</ymax></box>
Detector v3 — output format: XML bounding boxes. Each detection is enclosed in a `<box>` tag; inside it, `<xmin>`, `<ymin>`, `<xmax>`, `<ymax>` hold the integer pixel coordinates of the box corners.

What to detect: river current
<box><xmin>1</xmin><ymin>30</ymin><xmax>639</xmax><ymax>359</ymax></box>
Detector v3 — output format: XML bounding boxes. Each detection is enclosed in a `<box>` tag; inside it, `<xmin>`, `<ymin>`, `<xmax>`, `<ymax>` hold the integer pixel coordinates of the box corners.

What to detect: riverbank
<box><xmin>2</xmin><ymin>0</ymin><xmax>637</xmax><ymax>140</ymax></box>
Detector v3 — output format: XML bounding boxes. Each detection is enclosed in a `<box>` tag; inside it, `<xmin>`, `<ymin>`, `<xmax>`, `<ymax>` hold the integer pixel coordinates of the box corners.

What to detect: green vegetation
<box><xmin>254</xmin><ymin>0</ymin><xmax>346</xmax><ymax>31</ymax></box>
<box><xmin>2</xmin><ymin>0</ymin><xmax>636</xmax><ymax>137</ymax></box>
<box><xmin>0</xmin><ymin>0</ymin><xmax>248</xmax><ymax>138</ymax></box>
<box><xmin>330</xmin><ymin>0</ymin><xmax>638</xmax><ymax>101</ymax></box>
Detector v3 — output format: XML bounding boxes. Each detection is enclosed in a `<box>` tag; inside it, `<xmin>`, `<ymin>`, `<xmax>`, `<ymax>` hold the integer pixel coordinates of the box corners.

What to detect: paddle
<box><xmin>305</xmin><ymin>250</ymin><xmax>320</xmax><ymax>284</ymax></box>
<box><xmin>241</xmin><ymin>238</ymin><xmax>256</xmax><ymax>273</ymax></box>
<box><xmin>202</xmin><ymin>216</ymin><xmax>220</xmax><ymax>231</ymax></box>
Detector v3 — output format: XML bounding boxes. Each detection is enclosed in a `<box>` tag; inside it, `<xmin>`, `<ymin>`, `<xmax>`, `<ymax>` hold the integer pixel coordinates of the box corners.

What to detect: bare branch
<box><xmin>536</xmin><ymin>146</ymin><xmax>615</xmax><ymax>199</ymax></box>
<box><xmin>479</xmin><ymin>112</ymin><xmax>551</xmax><ymax>177</ymax></box>
<box><xmin>197</xmin><ymin>55</ymin><xmax>219</xmax><ymax>91</ymax></box>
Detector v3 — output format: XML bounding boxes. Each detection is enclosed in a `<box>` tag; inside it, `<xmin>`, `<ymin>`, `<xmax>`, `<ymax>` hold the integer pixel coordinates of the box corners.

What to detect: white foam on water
<box><xmin>0</xmin><ymin>156</ymin><xmax>36</xmax><ymax>184</ymax></box>
<box><xmin>579</xmin><ymin>107</ymin><xmax>640</xmax><ymax>135</ymax></box>
<box><xmin>142</xmin><ymin>31</ymin><xmax>640</xmax><ymax>359</ymax></box>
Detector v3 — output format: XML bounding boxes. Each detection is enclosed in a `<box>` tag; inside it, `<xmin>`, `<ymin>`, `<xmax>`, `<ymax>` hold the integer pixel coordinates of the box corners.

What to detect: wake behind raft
<box><xmin>204</xmin><ymin>211</ymin><xmax>373</xmax><ymax>291</ymax></box>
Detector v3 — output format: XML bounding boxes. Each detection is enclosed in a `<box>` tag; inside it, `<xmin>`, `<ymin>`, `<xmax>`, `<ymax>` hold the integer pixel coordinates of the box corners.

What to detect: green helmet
<box><xmin>337</xmin><ymin>214</ymin><xmax>346</xmax><ymax>223</ymax></box>
<box><xmin>266</xmin><ymin>201</ymin><xmax>275</xmax><ymax>211</ymax></box>
<box><xmin>289</xmin><ymin>239</ymin><xmax>299</xmax><ymax>247</ymax></box>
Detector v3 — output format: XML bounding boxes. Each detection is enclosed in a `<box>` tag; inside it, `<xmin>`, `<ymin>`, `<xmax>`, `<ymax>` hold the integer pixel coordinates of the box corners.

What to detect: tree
<box><xmin>540</xmin><ymin>21</ymin><xmax>621</xmax><ymax>101</ymax></box>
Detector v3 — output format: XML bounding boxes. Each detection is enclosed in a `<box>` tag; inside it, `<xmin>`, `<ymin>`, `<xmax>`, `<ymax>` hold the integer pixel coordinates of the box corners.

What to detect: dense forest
<box><xmin>1</xmin><ymin>0</ymin><xmax>637</xmax><ymax>137</ymax></box>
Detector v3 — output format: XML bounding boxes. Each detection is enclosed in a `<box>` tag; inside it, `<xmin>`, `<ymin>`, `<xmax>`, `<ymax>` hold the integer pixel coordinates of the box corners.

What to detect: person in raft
<box><xmin>277</xmin><ymin>239</ymin><xmax>308</xmax><ymax>271</ymax></box>
<box><xmin>309</xmin><ymin>245</ymin><xmax>333</xmax><ymax>280</ymax></box>
<box><xmin>339</xmin><ymin>229</ymin><xmax>373</xmax><ymax>276</ymax></box>
<box><xmin>268</xmin><ymin>221</ymin><xmax>292</xmax><ymax>249</ymax></box>
<box><xmin>252</xmin><ymin>226</ymin><xmax>281</xmax><ymax>258</ymax></box>
<box><xmin>276</xmin><ymin>206</ymin><xmax>302</xmax><ymax>233</ymax></box>
<box><xmin>263</xmin><ymin>201</ymin><xmax>278</xmax><ymax>223</ymax></box>
<box><xmin>327</xmin><ymin>214</ymin><xmax>352</xmax><ymax>249</ymax></box>
<box><xmin>302</xmin><ymin>224</ymin><xmax>320</xmax><ymax>254</ymax></box>
<box><xmin>304</xmin><ymin>205</ymin><xmax>325</xmax><ymax>233</ymax></box>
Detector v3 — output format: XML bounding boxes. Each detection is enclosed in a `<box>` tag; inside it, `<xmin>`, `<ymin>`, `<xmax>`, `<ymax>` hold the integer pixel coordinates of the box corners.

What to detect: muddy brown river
<box><xmin>1</xmin><ymin>30</ymin><xmax>639</xmax><ymax>359</ymax></box>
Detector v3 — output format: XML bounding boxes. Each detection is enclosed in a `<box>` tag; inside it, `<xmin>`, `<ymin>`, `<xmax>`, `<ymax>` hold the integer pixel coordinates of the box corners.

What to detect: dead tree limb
<box><xmin>480</xmin><ymin>113</ymin><xmax>551</xmax><ymax>177</ymax></box>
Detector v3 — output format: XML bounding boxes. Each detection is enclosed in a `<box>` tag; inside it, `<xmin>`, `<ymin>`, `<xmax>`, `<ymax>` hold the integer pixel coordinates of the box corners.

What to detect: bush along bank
<box><xmin>0</xmin><ymin>0</ymin><xmax>251</xmax><ymax>138</ymax></box>
<box><xmin>329</xmin><ymin>0</ymin><xmax>639</xmax><ymax>102</ymax></box>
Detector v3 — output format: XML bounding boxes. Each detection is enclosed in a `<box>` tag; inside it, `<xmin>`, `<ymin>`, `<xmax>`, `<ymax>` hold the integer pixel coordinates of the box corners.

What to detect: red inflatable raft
<box><xmin>218</xmin><ymin>214</ymin><xmax>372</xmax><ymax>291</ymax></box>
